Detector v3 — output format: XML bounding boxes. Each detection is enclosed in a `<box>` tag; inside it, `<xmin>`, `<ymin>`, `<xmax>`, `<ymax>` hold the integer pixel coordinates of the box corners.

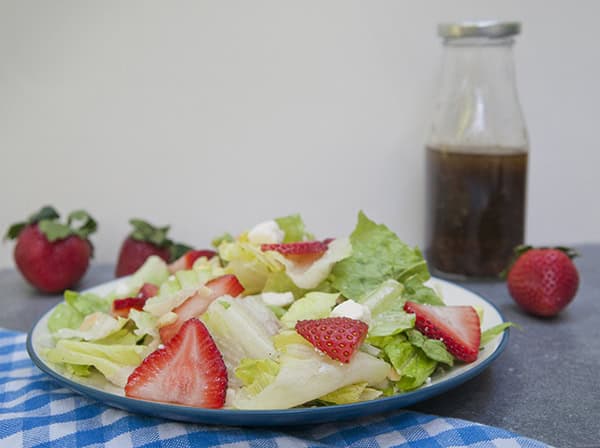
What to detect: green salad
<box><xmin>40</xmin><ymin>211</ymin><xmax>510</xmax><ymax>409</ymax></box>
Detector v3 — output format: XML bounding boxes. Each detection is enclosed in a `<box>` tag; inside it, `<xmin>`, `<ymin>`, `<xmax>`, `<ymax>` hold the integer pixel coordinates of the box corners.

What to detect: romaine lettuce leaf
<box><xmin>384</xmin><ymin>338</ymin><xmax>437</xmax><ymax>392</ymax></box>
<box><xmin>280</xmin><ymin>292</ymin><xmax>339</xmax><ymax>329</ymax></box>
<box><xmin>369</xmin><ymin>311</ymin><xmax>415</xmax><ymax>337</ymax></box>
<box><xmin>403</xmin><ymin>276</ymin><xmax>444</xmax><ymax>306</ymax></box>
<box><xmin>203</xmin><ymin>296</ymin><xmax>280</xmax><ymax>387</ymax></box>
<box><xmin>219</xmin><ymin>241</ymin><xmax>284</xmax><ymax>294</ymax></box>
<box><xmin>318</xmin><ymin>382</ymin><xmax>382</xmax><ymax>405</ymax></box>
<box><xmin>329</xmin><ymin>212</ymin><xmax>430</xmax><ymax>300</ymax></box>
<box><xmin>275</xmin><ymin>237</ymin><xmax>352</xmax><ymax>290</ymax></box>
<box><xmin>48</xmin><ymin>290</ymin><xmax>110</xmax><ymax>333</ymax></box>
<box><xmin>234</xmin><ymin>358</ymin><xmax>280</xmax><ymax>398</ymax></box>
<box><xmin>64</xmin><ymin>290</ymin><xmax>109</xmax><ymax>315</ymax></box>
<box><xmin>406</xmin><ymin>329</ymin><xmax>454</xmax><ymax>366</ymax></box>
<box><xmin>54</xmin><ymin>312</ymin><xmax>128</xmax><ymax>341</ymax></box>
<box><xmin>111</xmin><ymin>256</ymin><xmax>170</xmax><ymax>299</ymax></box>
<box><xmin>48</xmin><ymin>303</ymin><xmax>84</xmax><ymax>333</ymax></box>
<box><xmin>232</xmin><ymin>343</ymin><xmax>390</xmax><ymax>410</ymax></box>
<box><xmin>43</xmin><ymin>339</ymin><xmax>147</xmax><ymax>387</ymax></box>
<box><xmin>274</xmin><ymin>214</ymin><xmax>313</xmax><ymax>242</ymax></box>
<box><xmin>480</xmin><ymin>322</ymin><xmax>515</xmax><ymax>347</ymax></box>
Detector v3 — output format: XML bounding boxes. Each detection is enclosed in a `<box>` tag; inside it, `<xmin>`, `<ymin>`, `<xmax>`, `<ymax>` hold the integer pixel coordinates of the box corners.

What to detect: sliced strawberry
<box><xmin>404</xmin><ymin>301</ymin><xmax>481</xmax><ymax>363</ymax></box>
<box><xmin>137</xmin><ymin>282</ymin><xmax>159</xmax><ymax>300</ymax></box>
<box><xmin>112</xmin><ymin>297</ymin><xmax>147</xmax><ymax>317</ymax></box>
<box><xmin>125</xmin><ymin>318</ymin><xmax>227</xmax><ymax>408</ymax></box>
<box><xmin>111</xmin><ymin>283</ymin><xmax>159</xmax><ymax>317</ymax></box>
<box><xmin>261</xmin><ymin>240</ymin><xmax>331</xmax><ymax>266</ymax></box>
<box><xmin>295</xmin><ymin>317</ymin><xmax>368</xmax><ymax>363</ymax></box>
<box><xmin>168</xmin><ymin>249</ymin><xmax>217</xmax><ymax>273</ymax></box>
<box><xmin>159</xmin><ymin>274</ymin><xmax>244</xmax><ymax>343</ymax></box>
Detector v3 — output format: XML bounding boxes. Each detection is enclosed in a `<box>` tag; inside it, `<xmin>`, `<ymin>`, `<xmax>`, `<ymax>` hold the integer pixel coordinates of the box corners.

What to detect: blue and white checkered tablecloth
<box><xmin>0</xmin><ymin>328</ymin><xmax>550</xmax><ymax>448</ymax></box>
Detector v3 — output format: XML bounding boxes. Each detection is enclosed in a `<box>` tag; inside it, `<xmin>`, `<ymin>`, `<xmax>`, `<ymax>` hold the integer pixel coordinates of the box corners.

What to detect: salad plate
<box><xmin>27</xmin><ymin>276</ymin><xmax>509</xmax><ymax>427</ymax></box>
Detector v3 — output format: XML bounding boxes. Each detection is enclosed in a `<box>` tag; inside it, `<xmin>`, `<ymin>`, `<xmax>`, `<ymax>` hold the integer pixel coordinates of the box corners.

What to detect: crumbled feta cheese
<box><xmin>330</xmin><ymin>299</ymin><xmax>371</xmax><ymax>325</ymax></box>
<box><xmin>261</xmin><ymin>292</ymin><xmax>295</xmax><ymax>307</ymax></box>
<box><xmin>247</xmin><ymin>220</ymin><xmax>284</xmax><ymax>245</ymax></box>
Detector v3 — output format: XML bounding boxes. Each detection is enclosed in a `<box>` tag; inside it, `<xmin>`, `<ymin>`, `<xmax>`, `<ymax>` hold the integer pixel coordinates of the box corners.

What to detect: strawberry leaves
<box><xmin>5</xmin><ymin>206</ymin><xmax>97</xmax><ymax>242</ymax></box>
<box><xmin>126</xmin><ymin>219</ymin><xmax>193</xmax><ymax>261</ymax></box>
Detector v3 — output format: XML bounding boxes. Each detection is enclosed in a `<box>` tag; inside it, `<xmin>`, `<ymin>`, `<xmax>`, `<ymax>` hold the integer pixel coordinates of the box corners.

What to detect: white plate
<box><xmin>27</xmin><ymin>277</ymin><xmax>509</xmax><ymax>426</ymax></box>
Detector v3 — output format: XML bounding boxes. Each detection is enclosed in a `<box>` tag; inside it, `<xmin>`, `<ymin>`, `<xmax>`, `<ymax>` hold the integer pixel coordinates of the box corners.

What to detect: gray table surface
<box><xmin>1</xmin><ymin>245</ymin><xmax>599</xmax><ymax>448</ymax></box>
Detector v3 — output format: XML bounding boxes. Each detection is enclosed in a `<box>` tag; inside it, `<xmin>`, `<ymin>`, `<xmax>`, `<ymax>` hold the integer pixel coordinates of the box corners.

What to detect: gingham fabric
<box><xmin>1</xmin><ymin>329</ymin><xmax>550</xmax><ymax>448</ymax></box>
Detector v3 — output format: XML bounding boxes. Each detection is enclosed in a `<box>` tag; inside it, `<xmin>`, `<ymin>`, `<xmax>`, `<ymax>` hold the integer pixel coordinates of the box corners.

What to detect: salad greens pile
<box><xmin>40</xmin><ymin>211</ymin><xmax>508</xmax><ymax>409</ymax></box>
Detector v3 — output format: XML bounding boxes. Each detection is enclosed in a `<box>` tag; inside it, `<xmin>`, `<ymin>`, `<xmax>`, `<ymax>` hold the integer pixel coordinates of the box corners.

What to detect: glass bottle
<box><xmin>425</xmin><ymin>21</ymin><xmax>528</xmax><ymax>279</ymax></box>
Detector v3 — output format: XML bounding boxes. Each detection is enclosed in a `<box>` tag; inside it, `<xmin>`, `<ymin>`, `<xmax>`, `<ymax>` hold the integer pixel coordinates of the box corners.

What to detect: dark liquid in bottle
<box><xmin>425</xmin><ymin>146</ymin><xmax>528</xmax><ymax>279</ymax></box>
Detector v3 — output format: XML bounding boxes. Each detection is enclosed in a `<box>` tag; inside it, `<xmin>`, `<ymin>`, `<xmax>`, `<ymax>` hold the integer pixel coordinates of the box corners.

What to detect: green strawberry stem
<box><xmin>128</xmin><ymin>218</ymin><xmax>193</xmax><ymax>261</ymax></box>
<box><xmin>4</xmin><ymin>206</ymin><xmax>97</xmax><ymax>243</ymax></box>
<box><xmin>129</xmin><ymin>219</ymin><xmax>172</xmax><ymax>247</ymax></box>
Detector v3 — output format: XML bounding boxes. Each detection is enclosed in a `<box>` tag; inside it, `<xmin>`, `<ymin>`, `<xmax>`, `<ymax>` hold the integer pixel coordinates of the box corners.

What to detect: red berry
<box><xmin>507</xmin><ymin>247</ymin><xmax>579</xmax><ymax>317</ymax></box>
<box><xmin>159</xmin><ymin>274</ymin><xmax>244</xmax><ymax>343</ymax></box>
<box><xmin>14</xmin><ymin>224</ymin><xmax>92</xmax><ymax>294</ymax></box>
<box><xmin>295</xmin><ymin>317</ymin><xmax>368</xmax><ymax>363</ymax></box>
<box><xmin>6</xmin><ymin>207</ymin><xmax>96</xmax><ymax>294</ymax></box>
<box><xmin>137</xmin><ymin>282</ymin><xmax>159</xmax><ymax>300</ymax></box>
<box><xmin>112</xmin><ymin>297</ymin><xmax>147</xmax><ymax>317</ymax></box>
<box><xmin>261</xmin><ymin>240</ymin><xmax>331</xmax><ymax>266</ymax></box>
<box><xmin>115</xmin><ymin>237</ymin><xmax>170</xmax><ymax>277</ymax></box>
<box><xmin>404</xmin><ymin>301</ymin><xmax>481</xmax><ymax>363</ymax></box>
<box><xmin>168</xmin><ymin>249</ymin><xmax>217</xmax><ymax>273</ymax></box>
<box><xmin>125</xmin><ymin>318</ymin><xmax>227</xmax><ymax>408</ymax></box>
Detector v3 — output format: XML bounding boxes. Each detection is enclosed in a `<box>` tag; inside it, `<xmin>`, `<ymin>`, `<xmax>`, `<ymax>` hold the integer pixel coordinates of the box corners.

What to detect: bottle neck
<box><xmin>428</xmin><ymin>38</ymin><xmax>528</xmax><ymax>149</ymax></box>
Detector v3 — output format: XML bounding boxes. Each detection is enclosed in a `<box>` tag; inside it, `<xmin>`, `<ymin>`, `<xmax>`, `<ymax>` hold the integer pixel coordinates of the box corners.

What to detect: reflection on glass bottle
<box><xmin>425</xmin><ymin>22</ymin><xmax>528</xmax><ymax>279</ymax></box>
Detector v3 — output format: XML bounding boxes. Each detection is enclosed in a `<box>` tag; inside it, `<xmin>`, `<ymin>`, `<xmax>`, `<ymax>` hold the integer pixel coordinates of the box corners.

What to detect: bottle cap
<box><xmin>438</xmin><ymin>21</ymin><xmax>521</xmax><ymax>39</ymax></box>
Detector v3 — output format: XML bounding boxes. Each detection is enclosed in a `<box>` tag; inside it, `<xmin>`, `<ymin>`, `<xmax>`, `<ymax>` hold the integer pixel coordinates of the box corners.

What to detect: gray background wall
<box><xmin>1</xmin><ymin>0</ymin><xmax>597</xmax><ymax>268</ymax></box>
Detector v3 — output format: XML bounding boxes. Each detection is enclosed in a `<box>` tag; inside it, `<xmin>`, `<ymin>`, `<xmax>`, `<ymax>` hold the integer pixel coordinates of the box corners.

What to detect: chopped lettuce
<box><xmin>406</xmin><ymin>329</ymin><xmax>454</xmax><ymax>366</ymax></box>
<box><xmin>219</xmin><ymin>241</ymin><xmax>284</xmax><ymax>294</ymax></box>
<box><xmin>480</xmin><ymin>322</ymin><xmax>516</xmax><ymax>347</ymax></box>
<box><xmin>280</xmin><ymin>292</ymin><xmax>339</xmax><ymax>329</ymax></box>
<box><xmin>274</xmin><ymin>214</ymin><xmax>313</xmax><ymax>242</ymax></box>
<box><xmin>48</xmin><ymin>303</ymin><xmax>85</xmax><ymax>333</ymax></box>
<box><xmin>54</xmin><ymin>313</ymin><xmax>128</xmax><ymax>341</ymax></box>
<box><xmin>232</xmin><ymin>343</ymin><xmax>390</xmax><ymax>410</ymax></box>
<box><xmin>43</xmin><ymin>339</ymin><xmax>148</xmax><ymax>387</ymax></box>
<box><xmin>360</xmin><ymin>279</ymin><xmax>405</xmax><ymax>312</ymax></box>
<box><xmin>319</xmin><ymin>382</ymin><xmax>382</xmax><ymax>405</ymax></box>
<box><xmin>48</xmin><ymin>290</ymin><xmax>110</xmax><ymax>333</ymax></box>
<box><xmin>274</xmin><ymin>237</ymin><xmax>352</xmax><ymax>290</ymax></box>
<box><xmin>112</xmin><ymin>256</ymin><xmax>170</xmax><ymax>299</ymax></box>
<box><xmin>369</xmin><ymin>311</ymin><xmax>415</xmax><ymax>337</ymax></box>
<box><xmin>384</xmin><ymin>338</ymin><xmax>437</xmax><ymax>391</ymax></box>
<box><xmin>203</xmin><ymin>296</ymin><xmax>280</xmax><ymax>386</ymax></box>
<box><xmin>330</xmin><ymin>212</ymin><xmax>430</xmax><ymax>300</ymax></box>
<box><xmin>234</xmin><ymin>358</ymin><xmax>280</xmax><ymax>397</ymax></box>
<box><xmin>65</xmin><ymin>290</ymin><xmax>109</xmax><ymax>316</ymax></box>
<box><xmin>403</xmin><ymin>276</ymin><xmax>444</xmax><ymax>306</ymax></box>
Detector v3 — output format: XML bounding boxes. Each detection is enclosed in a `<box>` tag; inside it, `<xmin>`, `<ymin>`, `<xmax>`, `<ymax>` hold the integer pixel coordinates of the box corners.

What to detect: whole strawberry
<box><xmin>5</xmin><ymin>206</ymin><xmax>97</xmax><ymax>294</ymax></box>
<box><xmin>115</xmin><ymin>219</ymin><xmax>191</xmax><ymax>277</ymax></box>
<box><xmin>506</xmin><ymin>246</ymin><xmax>580</xmax><ymax>317</ymax></box>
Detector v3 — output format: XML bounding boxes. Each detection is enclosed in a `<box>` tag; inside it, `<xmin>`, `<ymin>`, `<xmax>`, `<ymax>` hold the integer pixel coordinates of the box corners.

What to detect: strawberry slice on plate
<box><xmin>261</xmin><ymin>240</ymin><xmax>331</xmax><ymax>266</ymax></box>
<box><xmin>159</xmin><ymin>274</ymin><xmax>244</xmax><ymax>343</ymax></box>
<box><xmin>112</xmin><ymin>298</ymin><xmax>146</xmax><ymax>317</ymax></box>
<box><xmin>137</xmin><ymin>282</ymin><xmax>159</xmax><ymax>300</ymax></box>
<box><xmin>168</xmin><ymin>249</ymin><xmax>217</xmax><ymax>273</ymax></box>
<box><xmin>404</xmin><ymin>301</ymin><xmax>481</xmax><ymax>363</ymax></box>
<box><xmin>112</xmin><ymin>283</ymin><xmax>159</xmax><ymax>317</ymax></box>
<box><xmin>125</xmin><ymin>318</ymin><xmax>227</xmax><ymax>408</ymax></box>
<box><xmin>295</xmin><ymin>317</ymin><xmax>368</xmax><ymax>363</ymax></box>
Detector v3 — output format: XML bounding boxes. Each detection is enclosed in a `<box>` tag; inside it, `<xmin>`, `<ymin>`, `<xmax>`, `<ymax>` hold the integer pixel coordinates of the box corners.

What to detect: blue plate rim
<box><xmin>26</xmin><ymin>279</ymin><xmax>510</xmax><ymax>426</ymax></box>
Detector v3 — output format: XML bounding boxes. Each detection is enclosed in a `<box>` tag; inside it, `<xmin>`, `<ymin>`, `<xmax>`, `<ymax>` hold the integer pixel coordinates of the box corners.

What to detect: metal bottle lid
<box><xmin>438</xmin><ymin>21</ymin><xmax>521</xmax><ymax>39</ymax></box>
